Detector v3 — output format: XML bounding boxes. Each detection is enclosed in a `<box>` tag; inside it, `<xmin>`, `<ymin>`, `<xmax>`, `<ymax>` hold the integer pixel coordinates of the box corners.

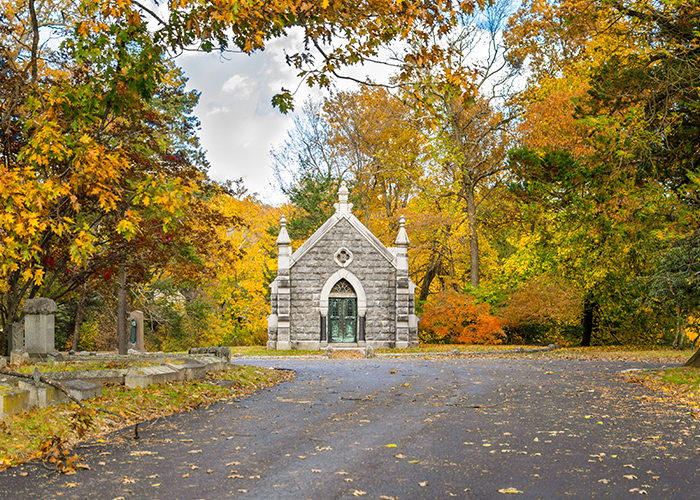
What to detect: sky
<box><xmin>176</xmin><ymin>37</ymin><xmax>306</xmax><ymax>205</ymax></box>
<box><xmin>176</xmin><ymin>31</ymin><xmax>387</xmax><ymax>206</ymax></box>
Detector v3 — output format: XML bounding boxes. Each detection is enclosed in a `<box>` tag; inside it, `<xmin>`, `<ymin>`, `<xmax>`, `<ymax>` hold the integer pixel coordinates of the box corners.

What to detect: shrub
<box><xmin>419</xmin><ymin>289</ymin><xmax>505</xmax><ymax>344</ymax></box>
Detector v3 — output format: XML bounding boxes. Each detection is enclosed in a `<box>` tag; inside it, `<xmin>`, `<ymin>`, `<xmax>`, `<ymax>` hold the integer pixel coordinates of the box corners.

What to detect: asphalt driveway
<box><xmin>1</xmin><ymin>356</ymin><xmax>698</xmax><ymax>499</ymax></box>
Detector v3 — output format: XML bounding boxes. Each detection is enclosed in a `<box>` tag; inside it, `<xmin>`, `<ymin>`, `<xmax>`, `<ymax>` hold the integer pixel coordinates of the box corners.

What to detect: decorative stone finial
<box><xmin>395</xmin><ymin>215</ymin><xmax>410</xmax><ymax>246</ymax></box>
<box><xmin>334</xmin><ymin>180</ymin><xmax>353</xmax><ymax>215</ymax></box>
<box><xmin>276</xmin><ymin>216</ymin><xmax>291</xmax><ymax>245</ymax></box>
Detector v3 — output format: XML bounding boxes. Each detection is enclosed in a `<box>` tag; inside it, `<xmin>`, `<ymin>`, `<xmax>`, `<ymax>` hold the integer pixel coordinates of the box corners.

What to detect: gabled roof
<box><xmin>291</xmin><ymin>211</ymin><xmax>397</xmax><ymax>268</ymax></box>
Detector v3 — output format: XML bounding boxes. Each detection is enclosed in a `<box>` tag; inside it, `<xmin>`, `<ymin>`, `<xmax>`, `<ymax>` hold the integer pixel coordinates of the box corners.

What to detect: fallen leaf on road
<box><xmin>182</xmin><ymin>473</ymin><xmax>189</xmax><ymax>478</ymax></box>
<box><xmin>419</xmin><ymin>481</ymin><xmax>429</xmax><ymax>487</ymax></box>
<box><xmin>623</xmin><ymin>475</ymin><xmax>638</xmax><ymax>480</ymax></box>
<box><xmin>385</xmin><ymin>444</ymin><xmax>397</xmax><ymax>448</ymax></box>
<box><xmin>187</xmin><ymin>450</ymin><xmax>202</xmax><ymax>454</ymax></box>
<box><xmin>352</xmin><ymin>490</ymin><xmax>366</xmax><ymax>496</ymax></box>
<box><xmin>498</xmin><ymin>488</ymin><xmax>524</xmax><ymax>494</ymax></box>
<box><xmin>394</xmin><ymin>454</ymin><xmax>406</xmax><ymax>459</ymax></box>
<box><xmin>598</xmin><ymin>479</ymin><xmax>610</xmax><ymax>484</ymax></box>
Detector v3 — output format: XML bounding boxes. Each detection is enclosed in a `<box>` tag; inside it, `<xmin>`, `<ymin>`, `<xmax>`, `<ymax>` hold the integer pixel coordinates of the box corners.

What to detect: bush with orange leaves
<box><xmin>419</xmin><ymin>289</ymin><xmax>506</xmax><ymax>344</ymax></box>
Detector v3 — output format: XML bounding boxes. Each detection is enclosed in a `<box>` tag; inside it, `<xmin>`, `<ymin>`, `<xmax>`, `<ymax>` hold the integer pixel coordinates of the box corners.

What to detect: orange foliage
<box><xmin>419</xmin><ymin>289</ymin><xmax>505</xmax><ymax>345</ymax></box>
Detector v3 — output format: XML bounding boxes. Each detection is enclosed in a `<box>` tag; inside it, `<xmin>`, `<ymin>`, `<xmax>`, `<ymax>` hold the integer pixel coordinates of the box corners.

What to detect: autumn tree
<box><xmin>498</xmin><ymin>274</ymin><xmax>582</xmax><ymax>345</ymax></box>
<box><xmin>405</xmin><ymin>0</ymin><xmax>521</xmax><ymax>289</ymax></box>
<box><xmin>2</xmin><ymin>0</ymin><xmax>485</xmax><ymax>353</ymax></box>
<box><xmin>0</xmin><ymin>1</ymin><xmax>239</xmax><ymax>354</ymax></box>
<box><xmin>323</xmin><ymin>87</ymin><xmax>428</xmax><ymax>229</ymax></box>
<box><xmin>500</xmin><ymin>0</ymin><xmax>691</xmax><ymax>346</ymax></box>
<box><xmin>272</xmin><ymin>99</ymin><xmax>343</xmax><ymax>240</ymax></box>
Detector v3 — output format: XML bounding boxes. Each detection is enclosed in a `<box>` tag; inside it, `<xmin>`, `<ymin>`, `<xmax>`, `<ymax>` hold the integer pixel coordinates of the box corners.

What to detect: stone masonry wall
<box><xmin>290</xmin><ymin>218</ymin><xmax>396</xmax><ymax>345</ymax></box>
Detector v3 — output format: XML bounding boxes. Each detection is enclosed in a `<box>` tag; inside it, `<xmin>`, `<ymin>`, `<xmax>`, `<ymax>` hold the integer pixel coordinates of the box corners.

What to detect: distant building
<box><xmin>267</xmin><ymin>182</ymin><xmax>419</xmax><ymax>350</ymax></box>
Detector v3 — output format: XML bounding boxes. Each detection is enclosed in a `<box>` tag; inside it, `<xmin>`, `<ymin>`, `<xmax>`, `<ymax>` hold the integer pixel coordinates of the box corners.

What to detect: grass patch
<box><xmin>0</xmin><ymin>365</ymin><xmax>293</xmax><ymax>470</ymax></box>
<box><xmin>624</xmin><ymin>366</ymin><xmax>700</xmax><ymax>417</ymax></box>
<box><xmin>229</xmin><ymin>346</ymin><xmax>322</xmax><ymax>356</ymax></box>
<box><xmin>660</xmin><ymin>367</ymin><xmax>700</xmax><ymax>390</ymax></box>
<box><xmin>14</xmin><ymin>360</ymin><xmax>160</xmax><ymax>374</ymax></box>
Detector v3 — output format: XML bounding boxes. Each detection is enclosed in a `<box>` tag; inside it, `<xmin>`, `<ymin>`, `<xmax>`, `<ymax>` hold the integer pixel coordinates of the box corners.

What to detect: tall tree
<box><xmin>0</xmin><ymin>2</ymin><xmax>239</xmax><ymax>353</ymax></box>
<box><xmin>408</xmin><ymin>0</ymin><xmax>521</xmax><ymax>288</ymax></box>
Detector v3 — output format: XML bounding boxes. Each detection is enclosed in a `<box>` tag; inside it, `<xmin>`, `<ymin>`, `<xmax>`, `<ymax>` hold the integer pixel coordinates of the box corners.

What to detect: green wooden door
<box><xmin>329</xmin><ymin>297</ymin><xmax>357</xmax><ymax>343</ymax></box>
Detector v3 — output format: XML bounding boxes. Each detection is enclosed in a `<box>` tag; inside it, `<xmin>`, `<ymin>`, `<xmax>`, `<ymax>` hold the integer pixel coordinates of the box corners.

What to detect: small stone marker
<box><xmin>127</xmin><ymin>310</ymin><xmax>145</xmax><ymax>352</ymax></box>
<box><xmin>24</xmin><ymin>297</ymin><xmax>57</xmax><ymax>354</ymax></box>
<box><xmin>63</xmin><ymin>379</ymin><xmax>102</xmax><ymax>400</ymax></box>
<box><xmin>11</xmin><ymin>321</ymin><xmax>23</xmax><ymax>352</ymax></box>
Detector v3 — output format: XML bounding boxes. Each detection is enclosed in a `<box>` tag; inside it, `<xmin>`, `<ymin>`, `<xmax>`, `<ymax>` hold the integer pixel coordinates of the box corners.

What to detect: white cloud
<box><xmin>204</xmin><ymin>105</ymin><xmax>230</xmax><ymax>116</ymax></box>
<box><xmin>222</xmin><ymin>74</ymin><xmax>250</xmax><ymax>95</ymax></box>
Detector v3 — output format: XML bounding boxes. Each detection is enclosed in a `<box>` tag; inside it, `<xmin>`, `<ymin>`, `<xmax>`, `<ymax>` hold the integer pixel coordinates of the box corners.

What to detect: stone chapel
<box><xmin>267</xmin><ymin>182</ymin><xmax>419</xmax><ymax>350</ymax></box>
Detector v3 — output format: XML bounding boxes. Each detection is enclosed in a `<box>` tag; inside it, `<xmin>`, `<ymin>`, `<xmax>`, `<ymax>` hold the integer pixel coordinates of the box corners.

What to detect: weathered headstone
<box><xmin>11</xmin><ymin>322</ymin><xmax>23</xmax><ymax>352</ymax></box>
<box><xmin>24</xmin><ymin>298</ymin><xmax>57</xmax><ymax>354</ymax></box>
<box><xmin>127</xmin><ymin>310</ymin><xmax>145</xmax><ymax>352</ymax></box>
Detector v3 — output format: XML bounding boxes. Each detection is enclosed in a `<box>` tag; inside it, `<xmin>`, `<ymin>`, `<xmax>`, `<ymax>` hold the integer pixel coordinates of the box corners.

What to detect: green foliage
<box><xmin>647</xmin><ymin>232</ymin><xmax>700</xmax><ymax>316</ymax></box>
<box><xmin>285</xmin><ymin>174</ymin><xmax>339</xmax><ymax>240</ymax></box>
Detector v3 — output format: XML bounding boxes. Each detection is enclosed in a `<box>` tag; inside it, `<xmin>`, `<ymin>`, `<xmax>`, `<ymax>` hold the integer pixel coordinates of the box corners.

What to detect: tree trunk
<box><xmin>684</xmin><ymin>345</ymin><xmax>700</xmax><ymax>367</ymax></box>
<box><xmin>418</xmin><ymin>256</ymin><xmax>441</xmax><ymax>303</ymax></box>
<box><xmin>679</xmin><ymin>315</ymin><xmax>689</xmax><ymax>350</ymax></box>
<box><xmin>582</xmin><ymin>299</ymin><xmax>595</xmax><ymax>347</ymax></box>
<box><xmin>673</xmin><ymin>306</ymin><xmax>681</xmax><ymax>349</ymax></box>
<box><xmin>72</xmin><ymin>290</ymin><xmax>87</xmax><ymax>351</ymax></box>
<box><xmin>117</xmin><ymin>265</ymin><xmax>127</xmax><ymax>355</ymax></box>
<box><xmin>466</xmin><ymin>188</ymin><xmax>479</xmax><ymax>287</ymax></box>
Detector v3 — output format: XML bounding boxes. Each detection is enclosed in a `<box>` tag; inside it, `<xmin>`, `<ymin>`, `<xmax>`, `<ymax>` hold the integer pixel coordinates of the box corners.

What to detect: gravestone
<box><xmin>11</xmin><ymin>322</ymin><xmax>23</xmax><ymax>352</ymax></box>
<box><xmin>24</xmin><ymin>298</ymin><xmax>57</xmax><ymax>354</ymax></box>
<box><xmin>127</xmin><ymin>310</ymin><xmax>145</xmax><ymax>352</ymax></box>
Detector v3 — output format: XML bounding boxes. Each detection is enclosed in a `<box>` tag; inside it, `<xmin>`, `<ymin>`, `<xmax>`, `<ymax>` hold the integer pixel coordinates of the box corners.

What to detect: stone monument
<box><xmin>127</xmin><ymin>310</ymin><xmax>145</xmax><ymax>352</ymax></box>
<box><xmin>23</xmin><ymin>298</ymin><xmax>57</xmax><ymax>354</ymax></box>
<box><xmin>266</xmin><ymin>182</ymin><xmax>419</xmax><ymax>350</ymax></box>
<box><xmin>8</xmin><ymin>321</ymin><xmax>23</xmax><ymax>352</ymax></box>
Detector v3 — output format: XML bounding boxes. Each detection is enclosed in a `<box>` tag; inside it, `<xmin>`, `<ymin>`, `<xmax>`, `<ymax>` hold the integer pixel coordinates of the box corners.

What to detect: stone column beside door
<box><xmin>24</xmin><ymin>298</ymin><xmax>57</xmax><ymax>354</ymax></box>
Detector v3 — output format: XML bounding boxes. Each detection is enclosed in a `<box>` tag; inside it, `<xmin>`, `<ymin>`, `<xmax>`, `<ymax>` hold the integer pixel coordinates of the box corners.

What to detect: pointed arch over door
<box><xmin>319</xmin><ymin>270</ymin><xmax>367</xmax><ymax>318</ymax></box>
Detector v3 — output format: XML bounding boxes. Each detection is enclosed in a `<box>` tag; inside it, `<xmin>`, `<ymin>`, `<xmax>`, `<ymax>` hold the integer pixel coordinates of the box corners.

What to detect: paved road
<box><xmin>1</xmin><ymin>357</ymin><xmax>699</xmax><ymax>499</ymax></box>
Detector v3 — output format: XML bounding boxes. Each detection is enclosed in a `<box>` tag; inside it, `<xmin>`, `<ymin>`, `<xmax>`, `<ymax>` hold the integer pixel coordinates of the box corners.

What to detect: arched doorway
<box><xmin>328</xmin><ymin>279</ymin><xmax>357</xmax><ymax>343</ymax></box>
